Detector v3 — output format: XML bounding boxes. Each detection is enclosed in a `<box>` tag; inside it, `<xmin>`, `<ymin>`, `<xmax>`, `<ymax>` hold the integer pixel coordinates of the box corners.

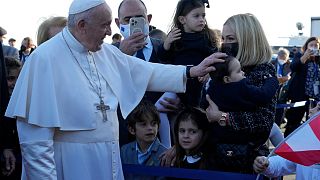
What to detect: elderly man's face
<box><xmin>83</xmin><ymin>3</ymin><xmax>112</xmax><ymax>52</ymax></box>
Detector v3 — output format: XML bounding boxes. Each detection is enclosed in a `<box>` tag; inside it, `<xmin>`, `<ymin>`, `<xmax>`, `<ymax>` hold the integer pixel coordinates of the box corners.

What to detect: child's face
<box><xmin>224</xmin><ymin>59</ymin><xmax>245</xmax><ymax>83</ymax></box>
<box><xmin>178</xmin><ymin>119</ymin><xmax>203</xmax><ymax>155</ymax></box>
<box><xmin>179</xmin><ymin>7</ymin><xmax>206</xmax><ymax>33</ymax></box>
<box><xmin>134</xmin><ymin>117</ymin><xmax>159</xmax><ymax>146</ymax></box>
<box><xmin>7</xmin><ymin>68</ymin><xmax>20</xmax><ymax>95</ymax></box>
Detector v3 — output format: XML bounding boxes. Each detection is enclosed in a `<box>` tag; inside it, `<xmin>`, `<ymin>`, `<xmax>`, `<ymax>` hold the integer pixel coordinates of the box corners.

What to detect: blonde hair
<box><xmin>37</xmin><ymin>16</ymin><xmax>67</xmax><ymax>46</ymax></box>
<box><xmin>224</xmin><ymin>13</ymin><xmax>272</xmax><ymax>67</ymax></box>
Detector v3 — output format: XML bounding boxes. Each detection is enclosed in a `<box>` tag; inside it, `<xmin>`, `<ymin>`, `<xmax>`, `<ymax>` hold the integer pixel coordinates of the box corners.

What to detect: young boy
<box><xmin>121</xmin><ymin>100</ymin><xmax>167</xmax><ymax>179</ymax></box>
<box><xmin>5</xmin><ymin>56</ymin><xmax>22</xmax><ymax>95</ymax></box>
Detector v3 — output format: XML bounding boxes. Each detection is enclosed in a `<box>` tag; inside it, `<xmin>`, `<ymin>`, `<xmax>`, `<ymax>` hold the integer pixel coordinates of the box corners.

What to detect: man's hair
<box><xmin>117</xmin><ymin>0</ymin><xmax>147</xmax><ymax>18</ymax></box>
<box><xmin>5</xmin><ymin>56</ymin><xmax>22</xmax><ymax>75</ymax></box>
<box><xmin>126</xmin><ymin>100</ymin><xmax>160</xmax><ymax>130</ymax></box>
<box><xmin>8</xmin><ymin>38</ymin><xmax>16</xmax><ymax>43</ymax></box>
<box><xmin>0</xmin><ymin>26</ymin><xmax>7</xmax><ymax>36</ymax></box>
<box><xmin>149</xmin><ymin>29</ymin><xmax>167</xmax><ymax>41</ymax></box>
<box><xmin>224</xmin><ymin>13</ymin><xmax>272</xmax><ymax>67</ymax></box>
<box><xmin>68</xmin><ymin>7</ymin><xmax>96</xmax><ymax>30</ymax></box>
<box><xmin>112</xmin><ymin>33</ymin><xmax>122</xmax><ymax>40</ymax></box>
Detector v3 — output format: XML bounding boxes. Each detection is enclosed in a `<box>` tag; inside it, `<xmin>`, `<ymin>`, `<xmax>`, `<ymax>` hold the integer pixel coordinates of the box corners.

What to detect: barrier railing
<box><xmin>276</xmin><ymin>101</ymin><xmax>307</xmax><ymax>109</ymax></box>
<box><xmin>122</xmin><ymin>164</ymin><xmax>262</xmax><ymax>180</ymax></box>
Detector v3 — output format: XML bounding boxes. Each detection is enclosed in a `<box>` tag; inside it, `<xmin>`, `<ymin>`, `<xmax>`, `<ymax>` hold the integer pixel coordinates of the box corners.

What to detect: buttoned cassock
<box><xmin>6</xmin><ymin>28</ymin><xmax>187</xmax><ymax>180</ymax></box>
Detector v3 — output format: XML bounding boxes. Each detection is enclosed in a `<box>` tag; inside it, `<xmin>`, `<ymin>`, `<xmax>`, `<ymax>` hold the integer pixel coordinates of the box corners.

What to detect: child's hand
<box><xmin>198</xmin><ymin>74</ymin><xmax>210</xmax><ymax>83</ymax></box>
<box><xmin>309</xmin><ymin>102</ymin><xmax>320</xmax><ymax>116</ymax></box>
<box><xmin>163</xmin><ymin>28</ymin><xmax>181</xmax><ymax>50</ymax></box>
<box><xmin>253</xmin><ymin>156</ymin><xmax>269</xmax><ymax>173</ymax></box>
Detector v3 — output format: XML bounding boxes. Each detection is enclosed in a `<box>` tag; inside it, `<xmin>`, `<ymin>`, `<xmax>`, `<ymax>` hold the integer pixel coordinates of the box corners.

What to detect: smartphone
<box><xmin>129</xmin><ymin>17</ymin><xmax>146</xmax><ymax>36</ymax></box>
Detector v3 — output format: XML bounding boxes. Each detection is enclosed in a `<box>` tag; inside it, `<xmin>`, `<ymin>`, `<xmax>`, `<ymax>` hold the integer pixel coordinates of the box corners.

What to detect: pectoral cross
<box><xmin>96</xmin><ymin>99</ymin><xmax>110</xmax><ymax>122</ymax></box>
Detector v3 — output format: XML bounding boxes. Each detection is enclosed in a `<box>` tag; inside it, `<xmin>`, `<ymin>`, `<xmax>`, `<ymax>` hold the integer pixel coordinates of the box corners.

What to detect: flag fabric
<box><xmin>273</xmin><ymin>112</ymin><xmax>320</xmax><ymax>166</ymax></box>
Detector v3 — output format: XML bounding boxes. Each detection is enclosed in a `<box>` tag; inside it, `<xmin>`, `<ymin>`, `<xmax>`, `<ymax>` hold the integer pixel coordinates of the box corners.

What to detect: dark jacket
<box><xmin>2</xmin><ymin>45</ymin><xmax>19</xmax><ymax>59</ymax></box>
<box><xmin>202</xmin><ymin>77</ymin><xmax>279</xmax><ymax>112</ymax></box>
<box><xmin>287</xmin><ymin>52</ymin><xmax>309</xmax><ymax>102</ymax></box>
<box><xmin>208</xmin><ymin>63</ymin><xmax>277</xmax><ymax>173</ymax></box>
<box><xmin>157</xmin><ymin>31</ymin><xmax>217</xmax><ymax>107</ymax></box>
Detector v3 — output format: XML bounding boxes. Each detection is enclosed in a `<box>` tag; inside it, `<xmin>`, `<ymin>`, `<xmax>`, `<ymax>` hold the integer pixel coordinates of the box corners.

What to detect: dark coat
<box><xmin>287</xmin><ymin>52</ymin><xmax>309</xmax><ymax>102</ymax></box>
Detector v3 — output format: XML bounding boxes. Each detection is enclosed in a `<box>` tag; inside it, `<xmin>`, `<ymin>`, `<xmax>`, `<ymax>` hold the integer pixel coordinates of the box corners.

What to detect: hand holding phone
<box><xmin>129</xmin><ymin>17</ymin><xmax>146</xmax><ymax>36</ymax></box>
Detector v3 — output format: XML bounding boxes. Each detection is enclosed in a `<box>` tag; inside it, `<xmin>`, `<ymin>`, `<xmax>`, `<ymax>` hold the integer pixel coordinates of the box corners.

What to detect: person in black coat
<box><xmin>285</xmin><ymin>37</ymin><xmax>320</xmax><ymax>137</ymax></box>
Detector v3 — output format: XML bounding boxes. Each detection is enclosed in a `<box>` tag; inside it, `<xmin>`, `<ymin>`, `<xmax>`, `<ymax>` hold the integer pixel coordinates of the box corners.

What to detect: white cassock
<box><xmin>5</xmin><ymin>27</ymin><xmax>187</xmax><ymax>180</ymax></box>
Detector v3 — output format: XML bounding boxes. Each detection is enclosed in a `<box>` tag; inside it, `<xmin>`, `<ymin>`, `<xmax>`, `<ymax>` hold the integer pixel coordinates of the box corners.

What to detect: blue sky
<box><xmin>1</xmin><ymin>0</ymin><xmax>319</xmax><ymax>47</ymax></box>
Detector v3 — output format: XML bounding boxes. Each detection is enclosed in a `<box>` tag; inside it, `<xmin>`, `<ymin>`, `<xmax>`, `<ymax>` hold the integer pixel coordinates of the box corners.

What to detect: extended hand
<box><xmin>190</xmin><ymin>52</ymin><xmax>226</xmax><ymax>78</ymax></box>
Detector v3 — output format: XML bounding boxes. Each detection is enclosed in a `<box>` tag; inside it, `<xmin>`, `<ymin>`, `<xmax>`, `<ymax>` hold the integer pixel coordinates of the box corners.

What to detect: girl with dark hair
<box><xmin>158</xmin><ymin>0</ymin><xmax>218</xmax><ymax>107</ymax></box>
<box><xmin>173</xmin><ymin>107</ymin><xmax>213</xmax><ymax>170</ymax></box>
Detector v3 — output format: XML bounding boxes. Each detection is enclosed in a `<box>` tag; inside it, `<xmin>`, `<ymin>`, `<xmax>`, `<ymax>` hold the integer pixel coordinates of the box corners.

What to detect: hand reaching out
<box><xmin>253</xmin><ymin>156</ymin><xmax>269</xmax><ymax>174</ymax></box>
<box><xmin>1</xmin><ymin>149</ymin><xmax>16</xmax><ymax>176</ymax></box>
<box><xmin>163</xmin><ymin>28</ymin><xmax>181</xmax><ymax>50</ymax></box>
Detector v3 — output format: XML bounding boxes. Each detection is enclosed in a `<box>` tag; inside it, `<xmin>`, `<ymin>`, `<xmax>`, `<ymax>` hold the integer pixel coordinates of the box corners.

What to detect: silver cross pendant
<box><xmin>96</xmin><ymin>99</ymin><xmax>110</xmax><ymax>122</ymax></box>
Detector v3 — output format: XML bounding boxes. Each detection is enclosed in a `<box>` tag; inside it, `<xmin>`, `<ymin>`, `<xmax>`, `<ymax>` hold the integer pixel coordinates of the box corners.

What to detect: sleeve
<box><xmin>0</xmin><ymin>117</ymin><xmax>16</xmax><ymax>149</ymax></box>
<box><xmin>13</xmin><ymin>49</ymin><xmax>19</xmax><ymax>60</ymax></box>
<box><xmin>244</xmin><ymin>77</ymin><xmax>279</xmax><ymax>105</ymax></box>
<box><xmin>263</xmin><ymin>156</ymin><xmax>297</xmax><ymax>177</ymax></box>
<box><xmin>17</xmin><ymin>119</ymin><xmax>57</xmax><ymax>180</ymax></box>
<box><xmin>268</xmin><ymin>123</ymin><xmax>284</xmax><ymax>147</ymax></box>
<box><xmin>157</xmin><ymin>43</ymin><xmax>174</xmax><ymax>64</ymax></box>
<box><xmin>290</xmin><ymin>53</ymin><xmax>303</xmax><ymax>72</ymax></box>
<box><xmin>228</xmin><ymin>64</ymin><xmax>276</xmax><ymax>139</ymax></box>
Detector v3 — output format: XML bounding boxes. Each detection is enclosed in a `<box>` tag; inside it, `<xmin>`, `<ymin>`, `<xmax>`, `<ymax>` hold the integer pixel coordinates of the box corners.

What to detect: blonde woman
<box><xmin>37</xmin><ymin>16</ymin><xmax>67</xmax><ymax>46</ymax></box>
<box><xmin>204</xmin><ymin>13</ymin><xmax>277</xmax><ymax>173</ymax></box>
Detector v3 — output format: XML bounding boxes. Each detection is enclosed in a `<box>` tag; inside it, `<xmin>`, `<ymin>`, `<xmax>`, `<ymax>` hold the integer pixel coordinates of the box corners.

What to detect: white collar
<box><xmin>183</xmin><ymin>154</ymin><xmax>202</xmax><ymax>163</ymax></box>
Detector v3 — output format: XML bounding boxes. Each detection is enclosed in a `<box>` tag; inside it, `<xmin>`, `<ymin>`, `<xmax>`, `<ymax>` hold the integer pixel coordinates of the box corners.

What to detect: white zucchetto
<box><xmin>69</xmin><ymin>0</ymin><xmax>106</xmax><ymax>15</ymax></box>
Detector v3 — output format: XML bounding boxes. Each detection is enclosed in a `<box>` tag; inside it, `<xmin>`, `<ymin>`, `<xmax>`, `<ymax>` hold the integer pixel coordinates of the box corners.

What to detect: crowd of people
<box><xmin>1</xmin><ymin>0</ymin><xmax>320</xmax><ymax>179</ymax></box>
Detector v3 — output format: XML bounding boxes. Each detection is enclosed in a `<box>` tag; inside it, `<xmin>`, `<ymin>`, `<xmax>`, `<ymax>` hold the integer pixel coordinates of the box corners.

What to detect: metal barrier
<box><xmin>122</xmin><ymin>164</ymin><xmax>262</xmax><ymax>180</ymax></box>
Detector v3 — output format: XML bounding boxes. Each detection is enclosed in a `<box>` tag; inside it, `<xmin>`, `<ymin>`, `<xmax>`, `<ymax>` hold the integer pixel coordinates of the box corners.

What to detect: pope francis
<box><xmin>5</xmin><ymin>0</ymin><xmax>224</xmax><ymax>179</ymax></box>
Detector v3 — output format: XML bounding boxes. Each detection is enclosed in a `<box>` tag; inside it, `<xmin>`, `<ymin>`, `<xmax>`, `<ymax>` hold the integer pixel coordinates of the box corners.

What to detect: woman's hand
<box><xmin>300</xmin><ymin>49</ymin><xmax>313</xmax><ymax>64</ymax></box>
<box><xmin>205</xmin><ymin>95</ymin><xmax>222</xmax><ymax>123</ymax></box>
<box><xmin>163</xmin><ymin>28</ymin><xmax>181</xmax><ymax>50</ymax></box>
<box><xmin>160</xmin><ymin>146</ymin><xmax>176</xmax><ymax>167</ymax></box>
